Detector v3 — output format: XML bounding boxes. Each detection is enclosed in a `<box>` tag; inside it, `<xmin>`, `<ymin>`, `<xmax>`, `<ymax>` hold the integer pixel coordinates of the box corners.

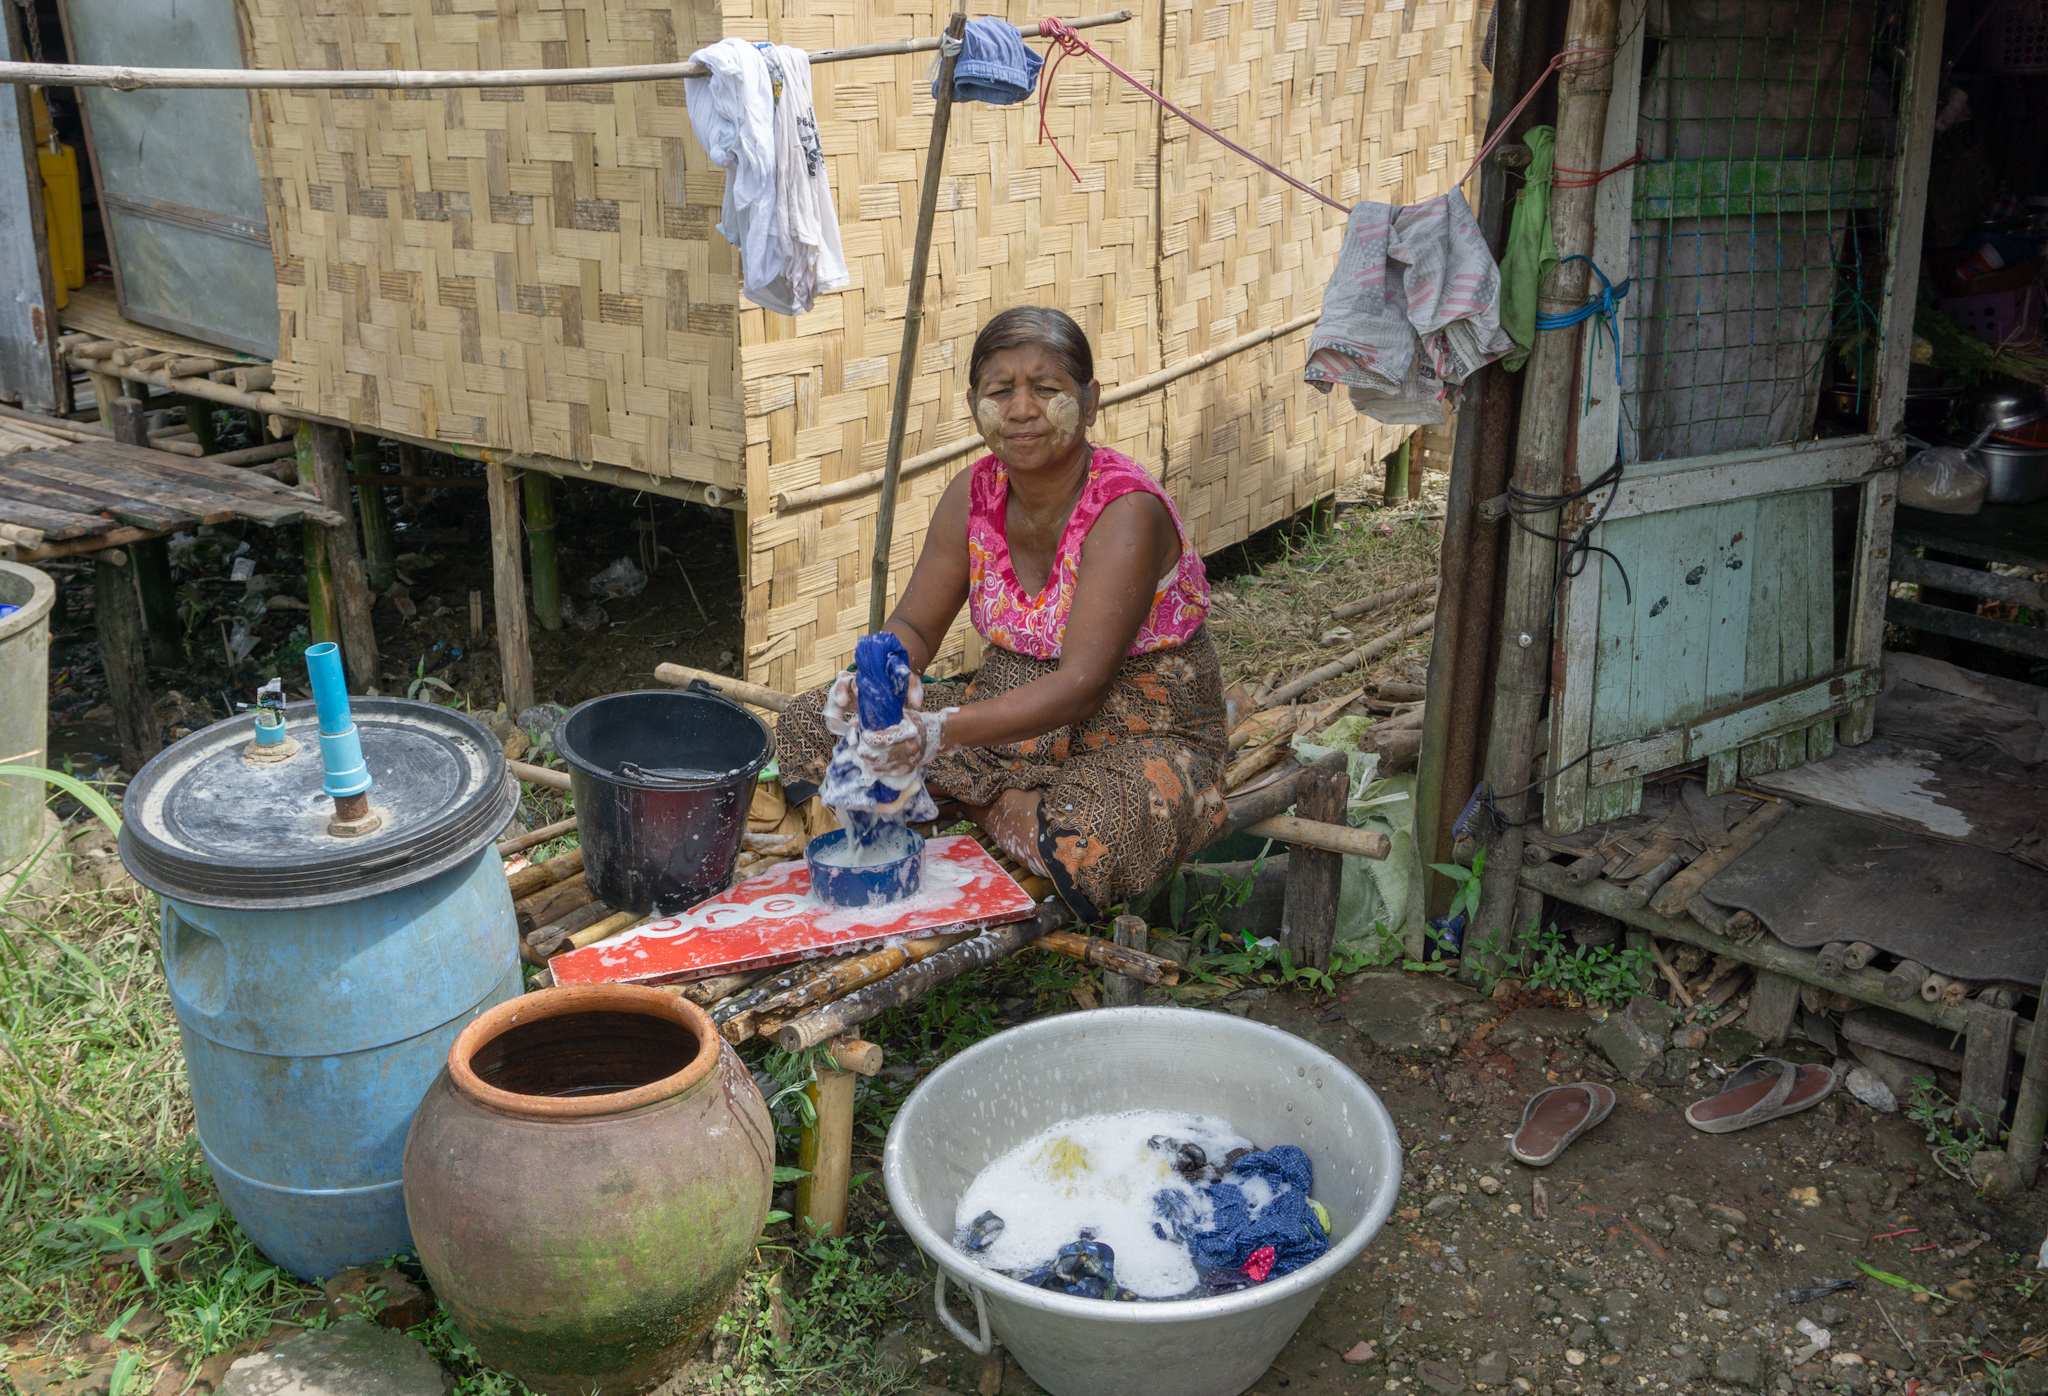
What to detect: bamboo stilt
<box><xmin>184</xmin><ymin>403</ymin><xmax>220</xmax><ymax>456</ymax></box>
<box><xmin>93</xmin><ymin>549</ymin><xmax>160</xmax><ymax>772</ymax></box>
<box><xmin>1382</xmin><ymin>437</ymin><xmax>1411</xmax><ymax>505</ymax></box>
<box><xmin>798</xmin><ymin>1050</ymin><xmax>863</xmax><ymax>1238</ymax></box>
<box><xmin>868</xmin><ymin>9</ymin><xmax>968</xmax><ymax>633</ymax></box>
<box><xmin>487</xmin><ymin>460</ymin><xmax>536</xmax><ymax>714</ymax></box>
<box><xmin>352</xmin><ymin>433</ymin><xmax>395</xmax><ymax>592</ymax></box>
<box><xmin>105</xmin><ymin>397</ymin><xmax>185</xmax><ymax>669</ymax></box>
<box><xmin>524</xmin><ymin>471</ymin><xmax>561</xmax><ymax>632</ymax></box>
<box><xmin>1470</xmin><ymin>0</ymin><xmax>1623</xmax><ymax>948</ymax></box>
<box><xmin>308</xmin><ymin>424</ymin><xmax>380</xmax><ymax>692</ymax></box>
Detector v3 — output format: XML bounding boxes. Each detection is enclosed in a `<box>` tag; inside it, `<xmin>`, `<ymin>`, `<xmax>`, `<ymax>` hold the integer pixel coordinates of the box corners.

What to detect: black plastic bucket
<box><xmin>555</xmin><ymin>685</ymin><xmax>773</xmax><ymax>915</ymax></box>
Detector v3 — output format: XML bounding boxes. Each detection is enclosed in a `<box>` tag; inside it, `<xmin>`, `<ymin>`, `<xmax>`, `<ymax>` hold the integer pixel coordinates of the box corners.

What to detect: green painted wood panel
<box><xmin>1589</xmin><ymin>488</ymin><xmax>1835</xmax><ymax>767</ymax></box>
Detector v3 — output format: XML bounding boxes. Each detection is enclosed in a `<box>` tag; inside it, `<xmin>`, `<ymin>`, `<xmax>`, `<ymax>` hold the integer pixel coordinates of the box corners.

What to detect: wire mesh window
<box><xmin>1622</xmin><ymin>0</ymin><xmax>1913</xmax><ymax>463</ymax></box>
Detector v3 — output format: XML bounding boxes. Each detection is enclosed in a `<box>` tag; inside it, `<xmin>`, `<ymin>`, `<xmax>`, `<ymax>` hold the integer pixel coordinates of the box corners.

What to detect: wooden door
<box><xmin>0</xmin><ymin>1</ymin><xmax>63</xmax><ymax>411</ymax></box>
<box><xmin>1544</xmin><ymin>0</ymin><xmax>1941</xmax><ymax>835</ymax></box>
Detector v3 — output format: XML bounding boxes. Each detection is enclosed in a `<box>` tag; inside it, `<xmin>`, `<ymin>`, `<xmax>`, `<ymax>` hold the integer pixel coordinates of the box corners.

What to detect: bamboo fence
<box><xmin>241</xmin><ymin>0</ymin><xmax>1492</xmax><ymax>692</ymax></box>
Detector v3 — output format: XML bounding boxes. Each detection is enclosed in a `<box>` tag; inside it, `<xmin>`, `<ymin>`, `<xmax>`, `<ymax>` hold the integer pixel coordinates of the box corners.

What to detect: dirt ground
<box><xmin>876</xmin><ymin>973</ymin><xmax>2048</xmax><ymax>1396</ymax></box>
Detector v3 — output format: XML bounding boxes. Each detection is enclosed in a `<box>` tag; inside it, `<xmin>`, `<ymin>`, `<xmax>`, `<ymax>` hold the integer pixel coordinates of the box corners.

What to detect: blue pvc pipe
<box><xmin>304</xmin><ymin>643</ymin><xmax>371</xmax><ymax>798</ymax></box>
<box><xmin>306</xmin><ymin>642</ymin><xmax>352</xmax><ymax>735</ymax></box>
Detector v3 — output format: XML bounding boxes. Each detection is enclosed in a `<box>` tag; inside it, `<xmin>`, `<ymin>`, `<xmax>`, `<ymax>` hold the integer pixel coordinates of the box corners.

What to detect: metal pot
<box><xmin>1972</xmin><ymin>438</ymin><xmax>2048</xmax><ymax>504</ymax></box>
<box><xmin>1962</xmin><ymin>388</ymin><xmax>2048</xmax><ymax>437</ymax></box>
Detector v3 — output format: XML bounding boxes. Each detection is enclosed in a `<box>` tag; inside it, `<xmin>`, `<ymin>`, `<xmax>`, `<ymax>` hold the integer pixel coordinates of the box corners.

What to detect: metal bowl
<box><xmin>1963</xmin><ymin>388</ymin><xmax>2048</xmax><ymax>436</ymax></box>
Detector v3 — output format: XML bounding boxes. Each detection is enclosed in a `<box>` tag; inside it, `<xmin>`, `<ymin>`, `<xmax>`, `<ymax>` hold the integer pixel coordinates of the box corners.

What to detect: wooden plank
<box><xmin>1703</xmin><ymin>497</ymin><xmax>1758</xmax><ymax>709</ymax></box>
<box><xmin>1686</xmin><ymin>666</ymin><xmax>1882</xmax><ymax>755</ymax></box>
<box><xmin>1870</xmin><ymin>0</ymin><xmax>1947</xmax><ymax>439</ymax></box>
<box><xmin>0</xmin><ymin>495</ymin><xmax>112</xmax><ymax>540</ymax></box>
<box><xmin>1745</xmin><ymin>969</ymin><xmax>1803</xmax><ymax>1047</ymax></box>
<box><xmin>1587</xmin><ymin>730</ymin><xmax>1686</xmax><ymax>787</ymax></box>
<box><xmin>1959</xmin><ymin>1000</ymin><xmax>2017</xmax><ymax>1137</ymax></box>
<box><xmin>0</xmin><ymin>2</ymin><xmax>63</xmax><ymax>412</ymax></box>
<box><xmin>1886</xmin><ymin>596</ymin><xmax>2048</xmax><ymax>661</ymax></box>
<box><xmin>487</xmin><ymin>459</ymin><xmax>534</xmax><ymax>715</ymax></box>
<box><xmin>1704</xmin><ymin>747</ymin><xmax>1739</xmax><ymax>797</ymax></box>
<box><xmin>61</xmin><ymin>438</ymin><xmax>337</xmax><ymax>521</ymax></box>
<box><xmin>0</xmin><ymin>468</ymin><xmax>188</xmax><ymax>532</ymax></box>
<box><xmin>7</xmin><ymin>452</ymin><xmax>247</xmax><ymax>526</ymax></box>
<box><xmin>1606</xmin><ymin>438</ymin><xmax>1887</xmax><ymax>520</ymax></box>
<box><xmin>1894</xmin><ymin>553</ymin><xmax>2048</xmax><ymax>609</ymax></box>
<box><xmin>1586</xmin><ymin>777</ymin><xmax>1642</xmax><ymax>826</ymax></box>
<box><xmin>1840</xmin><ymin>471</ymin><xmax>1900</xmax><ymax>745</ymax></box>
<box><xmin>1545</xmin><ymin>0</ymin><xmax>1648</xmax><ymax>838</ymax></box>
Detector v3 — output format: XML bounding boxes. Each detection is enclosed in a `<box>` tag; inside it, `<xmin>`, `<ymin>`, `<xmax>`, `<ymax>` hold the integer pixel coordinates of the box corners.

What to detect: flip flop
<box><xmin>1509</xmin><ymin>1083</ymin><xmax>1616</xmax><ymax>1166</ymax></box>
<box><xmin>1685</xmin><ymin>1057</ymin><xmax>1836</xmax><ymax>1134</ymax></box>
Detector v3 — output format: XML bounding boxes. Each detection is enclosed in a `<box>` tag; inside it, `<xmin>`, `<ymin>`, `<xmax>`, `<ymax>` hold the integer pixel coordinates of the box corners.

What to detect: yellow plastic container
<box><xmin>30</xmin><ymin>91</ymin><xmax>83</xmax><ymax>306</ymax></box>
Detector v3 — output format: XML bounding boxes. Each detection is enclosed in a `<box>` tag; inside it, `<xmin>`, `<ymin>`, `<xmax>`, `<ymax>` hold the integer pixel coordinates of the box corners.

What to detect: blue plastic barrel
<box><xmin>121</xmin><ymin>694</ymin><xmax>521</xmax><ymax>1280</ymax></box>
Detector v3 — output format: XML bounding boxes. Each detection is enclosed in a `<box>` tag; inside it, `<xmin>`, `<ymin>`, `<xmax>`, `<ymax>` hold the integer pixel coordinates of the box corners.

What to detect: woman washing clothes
<box><xmin>776</xmin><ymin>307</ymin><xmax>1228</xmax><ymax>920</ymax></box>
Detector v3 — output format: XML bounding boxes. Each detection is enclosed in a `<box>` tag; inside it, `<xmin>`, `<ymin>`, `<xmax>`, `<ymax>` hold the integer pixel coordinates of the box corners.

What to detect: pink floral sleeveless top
<box><xmin>966</xmin><ymin>447</ymin><xmax>1210</xmax><ymax>659</ymax></box>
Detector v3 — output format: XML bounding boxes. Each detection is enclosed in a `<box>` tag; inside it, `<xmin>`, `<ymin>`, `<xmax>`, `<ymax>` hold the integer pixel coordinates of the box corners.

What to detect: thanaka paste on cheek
<box><xmin>975</xmin><ymin>397</ymin><xmax>1004</xmax><ymax>447</ymax></box>
<box><xmin>1045</xmin><ymin>393</ymin><xmax>1082</xmax><ymax>451</ymax></box>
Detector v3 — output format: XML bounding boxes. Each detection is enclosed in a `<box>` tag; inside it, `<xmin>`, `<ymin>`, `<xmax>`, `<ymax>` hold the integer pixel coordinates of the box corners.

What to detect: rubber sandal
<box><xmin>1684</xmin><ymin>1057</ymin><xmax>1836</xmax><ymax>1134</ymax></box>
<box><xmin>1508</xmin><ymin>1083</ymin><xmax>1616</xmax><ymax>1167</ymax></box>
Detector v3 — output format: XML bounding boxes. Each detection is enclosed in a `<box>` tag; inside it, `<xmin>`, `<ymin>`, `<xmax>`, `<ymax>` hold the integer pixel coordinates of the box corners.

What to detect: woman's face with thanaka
<box><xmin>970</xmin><ymin>344</ymin><xmax>1098</xmax><ymax>474</ymax></box>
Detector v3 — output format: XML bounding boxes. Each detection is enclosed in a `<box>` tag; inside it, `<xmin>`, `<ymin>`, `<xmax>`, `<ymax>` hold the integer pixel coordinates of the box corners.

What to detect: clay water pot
<box><xmin>403</xmin><ymin>985</ymin><xmax>772</xmax><ymax>1396</ymax></box>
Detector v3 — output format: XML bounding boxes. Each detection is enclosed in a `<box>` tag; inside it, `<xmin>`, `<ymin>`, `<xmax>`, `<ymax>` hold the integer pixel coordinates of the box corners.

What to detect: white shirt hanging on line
<box><xmin>683</xmin><ymin>39</ymin><xmax>849</xmax><ymax>317</ymax></box>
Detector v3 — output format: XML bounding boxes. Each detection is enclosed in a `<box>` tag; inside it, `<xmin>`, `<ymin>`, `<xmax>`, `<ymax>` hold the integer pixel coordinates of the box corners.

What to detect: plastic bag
<box><xmin>588</xmin><ymin>556</ymin><xmax>649</xmax><ymax>598</ymax></box>
<box><xmin>1898</xmin><ymin>445</ymin><xmax>1987</xmax><ymax>514</ymax></box>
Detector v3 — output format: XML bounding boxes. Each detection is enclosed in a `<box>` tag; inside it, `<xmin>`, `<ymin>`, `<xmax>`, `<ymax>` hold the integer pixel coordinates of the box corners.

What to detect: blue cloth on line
<box><xmin>935</xmin><ymin>16</ymin><xmax>1045</xmax><ymax>106</ymax></box>
<box><xmin>1151</xmin><ymin>1145</ymin><xmax>1329</xmax><ymax>1284</ymax></box>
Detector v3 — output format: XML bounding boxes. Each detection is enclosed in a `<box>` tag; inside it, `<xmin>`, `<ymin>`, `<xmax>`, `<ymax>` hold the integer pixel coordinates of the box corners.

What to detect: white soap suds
<box><xmin>953</xmin><ymin>1110</ymin><xmax>1255</xmax><ymax>1300</ymax></box>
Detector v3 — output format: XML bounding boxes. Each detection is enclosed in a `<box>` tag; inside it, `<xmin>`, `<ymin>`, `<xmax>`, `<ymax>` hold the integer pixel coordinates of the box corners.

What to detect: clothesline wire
<box><xmin>1035</xmin><ymin>18</ymin><xmax>1353</xmax><ymax>214</ymax></box>
<box><xmin>1035</xmin><ymin>22</ymin><xmax>1618</xmax><ymax>222</ymax></box>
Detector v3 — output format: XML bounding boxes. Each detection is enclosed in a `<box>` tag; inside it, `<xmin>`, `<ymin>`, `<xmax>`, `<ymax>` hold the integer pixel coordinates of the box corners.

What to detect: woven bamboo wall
<box><xmin>239</xmin><ymin>0</ymin><xmax>1491</xmax><ymax>694</ymax></box>
<box><xmin>736</xmin><ymin>0</ymin><xmax>1493</xmax><ymax>694</ymax></box>
<box><xmin>245</xmin><ymin>0</ymin><xmax>747</xmax><ymax>490</ymax></box>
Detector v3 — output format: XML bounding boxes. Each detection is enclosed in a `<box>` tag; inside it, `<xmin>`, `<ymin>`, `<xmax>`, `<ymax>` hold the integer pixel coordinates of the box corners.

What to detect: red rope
<box><xmin>1031</xmin><ymin>21</ymin><xmax>1617</xmax><ymax>217</ymax></box>
<box><xmin>1552</xmin><ymin>145</ymin><xmax>1646</xmax><ymax>189</ymax></box>
<box><xmin>1036</xmin><ymin>17</ymin><xmax>1352</xmax><ymax>214</ymax></box>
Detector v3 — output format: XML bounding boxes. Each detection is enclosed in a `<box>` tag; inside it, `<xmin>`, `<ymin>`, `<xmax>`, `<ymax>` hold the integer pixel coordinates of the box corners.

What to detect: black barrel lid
<box><xmin>118</xmin><ymin>698</ymin><xmax>517</xmax><ymax>909</ymax></box>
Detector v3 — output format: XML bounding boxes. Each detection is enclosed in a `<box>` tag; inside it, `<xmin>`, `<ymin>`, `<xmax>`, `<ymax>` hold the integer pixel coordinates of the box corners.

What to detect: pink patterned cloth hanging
<box><xmin>966</xmin><ymin>446</ymin><xmax>1210</xmax><ymax>660</ymax></box>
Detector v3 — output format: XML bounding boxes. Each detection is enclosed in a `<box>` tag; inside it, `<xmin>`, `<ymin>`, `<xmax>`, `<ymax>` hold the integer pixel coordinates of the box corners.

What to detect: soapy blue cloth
<box><xmin>853</xmin><ymin>631</ymin><xmax>913</xmax><ymax>729</ymax></box>
<box><xmin>1151</xmin><ymin>1145</ymin><xmax>1328</xmax><ymax>1283</ymax></box>
<box><xmin>1005</xmin><ymin>1236</ymin><xmax>1123</xmax><ymax>1300</ymax></box>
<box><xmin>934</xmin><ymin>16</ymin><xmax>1044</xmax><ymax>106</ymax></box>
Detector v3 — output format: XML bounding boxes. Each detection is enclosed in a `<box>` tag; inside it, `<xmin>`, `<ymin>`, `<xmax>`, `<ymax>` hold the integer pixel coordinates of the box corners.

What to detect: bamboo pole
<box><xmin>1470</xmin><ymin>0</ymin><xmax>1622</xmax><ymax>947</ymax></box>
<box><xmin>352</xmin><ymin>433</ymin><xmax>395</xmax><ymax>591</ymax></box>
<box><xmin>0</xmin><ymin>14</ymin><xmax>1132</xmax><ymax>91</ymax></box>
<box><xmin>508</xmin><ymin>759</ymin><xmax>571</xmax><ymax>791</ymax></box>
<box><xmin>2008</xmin><ymin>965</ymin><xmax>2048</xmax><ymax>1184</ymax></box>
<box><xmin>870</xmin><ymin>10</ymin><xmax>968</xmax><ymax>633</ymax></box>
<box><xmin>298</xmin><ymin>425</ymin><xmax>338</xmax><ymax>645</ymax></box>
<box><xmin>309</xmin><ymin>425</ymin><xmax>381</xmax><ymax>692</ymax></box>
<box><xmin>799</xmin><ymin>1048</ymin><xmax>864</xmax><ymax>1237</ymax></box>
<box><xmin>498</xmin><ymin>816</ymin><xmax>577</xmax><ymax>856</ymax></box>
<box><xmin>1332</xmin><ymin>576</ymin><xmax>1437</xmax><ymax>621</ymax></box>
<box><xmin>779</xmin><ymin>903</ymin><xmax>1075</xmax><ymax>1051</ymax></box>
<box><xmin>1381</xmin><ymin>437</ymin><xmax>1411</xmax><ymax>505</ymax></box>
<box><xmin>487</xmin><ymin>460</ymin><xmax>536</xmax><ymax>714</ymax></box>
<box><xmin>777</xmin><ymin>310</ymin><xmax>1323</xmax><ymax>512</ymax></box>
<box><xmin>1260</xmin><ymin>613</ymin><xmax>1436</xmax><ymax>707</ymax></box>
<box><xmin>524</xmin><ymin>471</ymin><xmax>561</xmax><ymax>632</ymax></box>
<box><xmin>653</xmin><ymin>661</ymin><xmax>793</xmax><ymax>712</ymax></box>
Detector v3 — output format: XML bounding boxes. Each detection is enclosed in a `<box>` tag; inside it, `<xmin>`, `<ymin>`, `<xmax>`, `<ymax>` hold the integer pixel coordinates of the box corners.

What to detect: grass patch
<box><xmin>1205</xmin><ymin>496</ymin><xmax>1442</xmax><ymax>704</ymax></box>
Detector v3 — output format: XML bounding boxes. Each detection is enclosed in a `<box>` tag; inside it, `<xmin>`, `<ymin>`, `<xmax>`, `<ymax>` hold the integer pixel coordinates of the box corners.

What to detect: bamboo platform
<box><xmin>58</xmin><ymin>283</ymin><xmax>264</xmax><ymax>364</ymax></box>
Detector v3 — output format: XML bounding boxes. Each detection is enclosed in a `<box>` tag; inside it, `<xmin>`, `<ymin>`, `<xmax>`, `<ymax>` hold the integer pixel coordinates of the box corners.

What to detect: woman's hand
<box><xmin>857</xmin><ymin>707</ymin><xmax>954</xmax><ymax>778</ymax></box>
<box><xmin>822</xmin><ymin>672</ymin><xmax>859</xmax><ymax>736</ymax></box>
